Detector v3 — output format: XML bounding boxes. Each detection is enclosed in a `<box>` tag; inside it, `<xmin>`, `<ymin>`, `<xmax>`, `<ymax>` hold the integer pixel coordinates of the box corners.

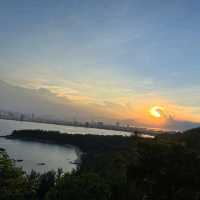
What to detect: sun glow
<box><xmin>149</xmin><ymin>106</ymin><xmax>164</xmax><ymax>118</ymax></box>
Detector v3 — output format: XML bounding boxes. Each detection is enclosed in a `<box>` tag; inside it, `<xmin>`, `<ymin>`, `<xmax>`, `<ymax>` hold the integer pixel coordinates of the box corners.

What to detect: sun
<box><xmin>149</xmin><ymin>106</ymin><xmax>164</xmax><ymax>118</ymax></box>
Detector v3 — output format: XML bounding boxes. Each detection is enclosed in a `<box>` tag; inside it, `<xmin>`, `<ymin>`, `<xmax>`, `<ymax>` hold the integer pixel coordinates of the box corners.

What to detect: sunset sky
<box><xmin>0</xmin><ymin>0</ymin><xmax>200</xmax><ymax>129</ymax></box>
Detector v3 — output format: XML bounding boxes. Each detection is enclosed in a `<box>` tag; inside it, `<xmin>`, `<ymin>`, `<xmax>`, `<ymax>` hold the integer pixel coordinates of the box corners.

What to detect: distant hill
<box><xmin>157</xmin><ymin>126</ymin><xmax>200</xmax><ymax>151</ymax></box>
<box><xmin>184</xmin><ymin>127</ymin><xmax>200</xmax><ymax>134</ymax></box>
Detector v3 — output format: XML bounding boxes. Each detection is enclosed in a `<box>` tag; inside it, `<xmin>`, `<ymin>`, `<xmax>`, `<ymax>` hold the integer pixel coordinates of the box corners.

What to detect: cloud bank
<box><xmin>0</xmin><ymin>80</ymin><xmax>199</xmax><ymax>131</ymax></box>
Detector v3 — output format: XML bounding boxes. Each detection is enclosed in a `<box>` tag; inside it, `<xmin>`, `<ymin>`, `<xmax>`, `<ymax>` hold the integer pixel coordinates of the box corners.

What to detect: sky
<box><xmin>0</xmin><ymin>0</ymin><xmax>200</xmax><ymax>129</ymax></box>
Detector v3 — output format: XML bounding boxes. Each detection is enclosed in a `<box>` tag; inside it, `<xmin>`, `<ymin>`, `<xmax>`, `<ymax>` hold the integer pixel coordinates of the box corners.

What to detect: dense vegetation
<box><xmin>1</xmin><ymin>128</ymin><xmax>200</xmax><ymax>200</ymax></box>
<box><xmin>7</xmin><ymin>130</ymin><xmax>132</xmax><ymax>154</ymax></box>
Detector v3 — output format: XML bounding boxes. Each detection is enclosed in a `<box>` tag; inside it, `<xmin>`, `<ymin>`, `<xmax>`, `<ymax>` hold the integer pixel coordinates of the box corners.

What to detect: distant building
<box><xmin>20</xmin><ymin>114</ymin><xmax>25</xmax><ymax>121</ymax></box>
<box><xmin>116</xmin><ymin>121</ymin><xmax>120</xmax><ymax>127</ymax></box>
<box><xmin>31</xmin><ymin>113</ymin><xmax>35</xmax><ymax>120</ymax></box>
<box><xmin>85</xmin><ymin>122</ymin><xmax>90</xmax><ymax>127</ymax></box>
<box><xmin>97</xmin><ymin>122</ymin><xmax>104</xmax><ymax>127</ymax></box>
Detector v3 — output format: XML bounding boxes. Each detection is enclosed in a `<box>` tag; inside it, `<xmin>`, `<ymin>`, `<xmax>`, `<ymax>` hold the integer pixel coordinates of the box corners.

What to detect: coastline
<box><xmin>4</xmin><ymin>134</ymin><xmax>83</xmax><ymax>168</ymax></box>
<box><xmin>4</xmin><ymin>129</ymin><xmax>135</xmax><ymax>169</ymax></box>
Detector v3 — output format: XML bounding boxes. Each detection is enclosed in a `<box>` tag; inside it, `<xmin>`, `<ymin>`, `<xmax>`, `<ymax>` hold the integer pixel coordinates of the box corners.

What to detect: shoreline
<box><xmin>3</xmin><ymin>135</ymin><xmax>83</xmax><ymax>168</ymax></box>
<box><xmin>0</xmin><ymin>118</ymin><xmax>174</xmax><ymax>135</ymax></box>
<box><xmin>5</xmin><ymin>130</ymin><xmax>134</xmax><ymax>155</ymax></box>
<box><xmin>0</xmin><ymin>118</ymin><xmax>133</xmax><ymax>134</ymax></box>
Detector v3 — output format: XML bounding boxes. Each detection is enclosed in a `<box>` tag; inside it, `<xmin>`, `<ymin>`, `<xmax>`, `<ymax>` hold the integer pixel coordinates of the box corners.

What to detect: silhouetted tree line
<box><xmin>8</xmin><ymin>130</ymin><xmax>132</xmax><ymax>153</ymax></box>
<box><xmin>1</xmin><ymin>128</ymin><xmax>200</xmax><ymax>200</ymax></box>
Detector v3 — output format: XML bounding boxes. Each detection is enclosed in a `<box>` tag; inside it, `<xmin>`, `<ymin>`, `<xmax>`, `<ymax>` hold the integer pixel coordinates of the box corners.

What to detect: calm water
<box><xmin>0</xmin><ymin>119</ymin><xmax>130</xmax><ymax>173</ymax></box>
<box><xmin>0</xmin><ymin>119</ymin><xmax>131</xmax><ymax>136</ymax></box>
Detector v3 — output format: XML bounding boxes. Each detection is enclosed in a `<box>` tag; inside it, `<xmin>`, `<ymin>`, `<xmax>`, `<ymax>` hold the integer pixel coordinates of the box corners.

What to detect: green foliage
<box><xmin>46</xmin><ymin>173</ymin><xmax>111</xmax><ymax>200</ymax></box>
<box><xmin>9</xmin><ymin>130</ymin><xmax>132</xmax><ymax>153</ymax></box>
<box><xmin>127</xmin><ymin>141</ymin><xmax>200</xmax><ymax>200</ymax></box>
<box><xmin>0</xmin><ymin>150</ymin><xmax>28</xmax><ymax>200</ymax></box>
<box><xmin>2</xmin><ymin>128</ymin><xmax>200</xmax><ymax>200</ymax></box>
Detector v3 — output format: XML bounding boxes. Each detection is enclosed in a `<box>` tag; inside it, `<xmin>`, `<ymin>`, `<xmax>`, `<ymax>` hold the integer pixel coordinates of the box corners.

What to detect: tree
<box><xmin>46</xmin><ymin>173</ymin><xmax>111</xmax><ymax>200</ymax></box>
